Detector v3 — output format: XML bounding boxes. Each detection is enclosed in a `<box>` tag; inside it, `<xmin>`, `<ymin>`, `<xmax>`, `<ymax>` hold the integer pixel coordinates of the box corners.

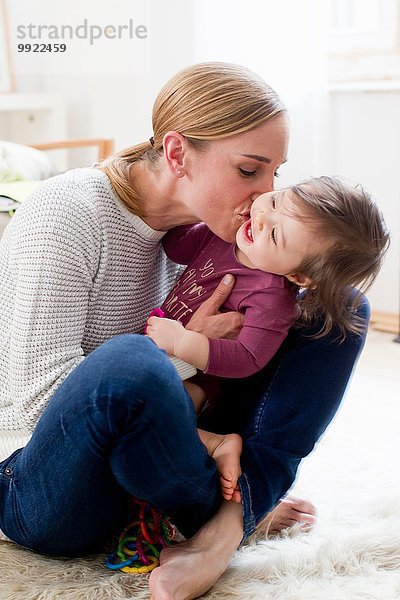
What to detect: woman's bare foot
<box><xmin>197</xmin><ymin>430</ymin><xmax>243</xmax><ymax>502</ymax></box>
<box><xmin>149</xmin><ymin>500</ymin><xmax>243</xmax><ymax>600</ymax></box>
<box><xmin>256</xmin><ymin>495</ymin><xmax>317</xmax><ymax>536</ymax></box>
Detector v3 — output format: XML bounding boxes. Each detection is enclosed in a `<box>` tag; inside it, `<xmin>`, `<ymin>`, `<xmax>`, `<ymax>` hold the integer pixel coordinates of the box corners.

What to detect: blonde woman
<box><xmin>0</xmin><ymin>63</ymin><xmax>370</xmax><ymax>600</ymax></box>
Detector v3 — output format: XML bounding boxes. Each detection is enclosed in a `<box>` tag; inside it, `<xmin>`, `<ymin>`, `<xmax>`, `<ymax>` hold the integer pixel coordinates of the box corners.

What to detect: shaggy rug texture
<box><xmin>0</xmin><ymin>331</ymin><xmax>399</xmax><ymax>600</ymax></box>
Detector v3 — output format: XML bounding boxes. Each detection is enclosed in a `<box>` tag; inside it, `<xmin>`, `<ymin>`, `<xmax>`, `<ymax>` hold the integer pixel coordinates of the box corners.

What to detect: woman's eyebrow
<box><xmin>241</xmin><ymin>154</ymin><xmax>271</xmax><ymax>164</ymax></box>
<box><xmin>240</xmin><ymin>154</ymin><xmax>289</xmax><ymax>165</ymax></box>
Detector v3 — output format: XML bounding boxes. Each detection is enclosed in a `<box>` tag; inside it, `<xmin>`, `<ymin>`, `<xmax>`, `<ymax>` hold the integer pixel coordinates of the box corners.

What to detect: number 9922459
<box><xmin>18</xmin><ymin>43</ymin><xmax>67</xmax><ymax>52</ymax></box>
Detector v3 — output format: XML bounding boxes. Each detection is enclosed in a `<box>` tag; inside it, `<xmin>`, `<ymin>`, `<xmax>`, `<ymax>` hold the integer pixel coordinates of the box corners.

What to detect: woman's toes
<box><xmin>257</xmin><ymin>495</ymin><xmax>318</xmax><ymax>535</ymax></box>
<box><xmin>286</xmin><ymin>496</ymin><xmax>317</xmax><ymax>516</ymax></box>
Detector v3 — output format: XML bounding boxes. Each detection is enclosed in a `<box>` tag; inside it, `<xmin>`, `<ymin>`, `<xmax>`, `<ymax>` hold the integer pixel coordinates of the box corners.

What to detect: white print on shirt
<box><xmin>199</xmin><ymin>259</ymin><xmax>214</xmax><ymax>278</ymax></box>
<box><xmin>164</xmin><ymin>258</ymin><xmax>215</xmax><ymax>322</ymax></box>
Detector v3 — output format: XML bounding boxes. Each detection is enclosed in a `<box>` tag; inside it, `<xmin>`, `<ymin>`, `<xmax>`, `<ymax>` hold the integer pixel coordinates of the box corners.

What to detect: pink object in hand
<box><xmin>144</xmin><ymin>308</ymin><xmax>165</xmax><ymax>334</ymax></box>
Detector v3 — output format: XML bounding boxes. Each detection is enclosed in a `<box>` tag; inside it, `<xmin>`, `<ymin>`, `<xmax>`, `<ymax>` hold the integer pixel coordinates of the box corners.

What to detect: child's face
<box><xmin>235</xmin><ymin>189</ymin><xmax>322</xmax><ymax>280</ymax></box>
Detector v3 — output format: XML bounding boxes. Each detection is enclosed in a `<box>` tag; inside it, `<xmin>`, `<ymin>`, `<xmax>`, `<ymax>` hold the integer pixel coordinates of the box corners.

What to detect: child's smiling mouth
<box><xmin>242</xmin><ymin>219</ymin><xmax>254</xmax><ymax>244</ymax></box>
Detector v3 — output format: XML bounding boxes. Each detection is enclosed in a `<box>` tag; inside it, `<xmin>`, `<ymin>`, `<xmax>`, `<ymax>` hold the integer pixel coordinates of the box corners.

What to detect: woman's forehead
<box><xmin>223</xmin><ymin>115</ymin><xmax>289</xmax><ymax>158</ymax></box>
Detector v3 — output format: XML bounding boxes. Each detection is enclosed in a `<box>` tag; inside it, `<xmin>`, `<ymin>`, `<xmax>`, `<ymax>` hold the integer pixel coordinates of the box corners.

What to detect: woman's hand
<box><xmin>186</xmin><ymin>274</ymin><xmax>244</xmax><ymax>339</ymax></box>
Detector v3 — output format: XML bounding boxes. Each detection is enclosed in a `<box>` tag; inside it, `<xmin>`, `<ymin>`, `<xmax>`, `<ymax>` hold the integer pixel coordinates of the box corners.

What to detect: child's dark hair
<box><xmin>289</xmin><ymin>176</ymin><xmax>390</xmax><ymax>339</ymax></box>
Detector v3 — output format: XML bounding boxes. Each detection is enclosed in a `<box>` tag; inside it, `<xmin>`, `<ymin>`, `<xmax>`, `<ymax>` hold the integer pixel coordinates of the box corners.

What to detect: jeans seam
<box><xmin>253</xmin><ymin>359</ymin><xmax>284</xmax><ymax>435</ymax></box>
<box><xmin>238</xmin><ymin>472</ymin><xmax>256</xmax><ymax>542</ymax></box>
<box><xmin>10</xmin><ymin>478</ymin><xmax>31</xmax><ymax>542</ymax></box>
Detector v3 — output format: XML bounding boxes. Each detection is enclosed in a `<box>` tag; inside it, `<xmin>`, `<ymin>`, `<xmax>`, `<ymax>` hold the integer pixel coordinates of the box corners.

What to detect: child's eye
<box><xmin>239</xmin><ymin>168</ymin><xmax>257</xmax><ymax>177</ymax></box>
<box><xmin>271</xmin><ymin>196</ymin><xmax>276</xmax><ymax>209</ymax></box>
<box><xmin>274</xmin><ymin>170</ymin><xmax>280</xmax><ymax>178</ymax></box>
<box><xmin>270</xmin><ymin>227</ymin><xmax>277</xmax><ymax>245</ymax></box>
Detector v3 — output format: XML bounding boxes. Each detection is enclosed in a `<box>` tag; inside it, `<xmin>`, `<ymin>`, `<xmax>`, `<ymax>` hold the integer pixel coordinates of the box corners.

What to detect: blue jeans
<box><xmin>0</xmin><ymin>298</ymin><xmax>370</xmax><ymax>556</ymax></box>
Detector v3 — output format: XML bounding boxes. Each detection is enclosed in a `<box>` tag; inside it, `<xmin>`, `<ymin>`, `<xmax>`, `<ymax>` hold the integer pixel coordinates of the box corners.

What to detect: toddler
<box><xmin>146</xmin><ymin>176</ymin><xmax>389</xmax><ymax>502</ymax></box>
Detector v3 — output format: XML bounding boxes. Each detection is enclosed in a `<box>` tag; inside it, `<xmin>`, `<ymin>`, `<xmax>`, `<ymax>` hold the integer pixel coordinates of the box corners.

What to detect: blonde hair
<box><xmin>289</xmin><ymin>176</ymin><xmax>390</xmax><ymax>338</ymax></box>
<box><xmin>98</xmin><ymin>62</ymin><xmax>285</xmax><ymax>216</ymax></box>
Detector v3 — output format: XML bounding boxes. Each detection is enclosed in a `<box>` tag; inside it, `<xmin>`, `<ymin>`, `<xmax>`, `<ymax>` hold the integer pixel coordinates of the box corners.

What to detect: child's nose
<box><xmin>255</xmin><ymin>210</ymin><xmax>270</xmax><ymax>231</ymax></box>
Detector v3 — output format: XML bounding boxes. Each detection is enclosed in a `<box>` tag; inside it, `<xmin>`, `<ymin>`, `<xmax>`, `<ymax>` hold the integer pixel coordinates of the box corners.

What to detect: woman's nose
<box><xmin>251</xmin><ymin>174</ymin><xmax>275</xmax><ymax>197</ymax></box>
<box><xmin>263</xmin><ymin>173</ymin><xmax>276</xmax><ymax>194</ymax></box>
<box><xmin>253</xmin><ymin>184</ymin><xmax>274</xmax><ymax>196</ymax></box>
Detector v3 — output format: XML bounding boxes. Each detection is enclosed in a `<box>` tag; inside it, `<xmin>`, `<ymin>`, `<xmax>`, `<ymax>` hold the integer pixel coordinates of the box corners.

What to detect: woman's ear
<box><xmin>163</xmin><ymin>131</ymin><xmax>186</xmax><ymax>177</ymax></box>
<box><xmin>286</xmin><ymin>273</ymin><xmax>316</xmax><ymax>289</ymax></box>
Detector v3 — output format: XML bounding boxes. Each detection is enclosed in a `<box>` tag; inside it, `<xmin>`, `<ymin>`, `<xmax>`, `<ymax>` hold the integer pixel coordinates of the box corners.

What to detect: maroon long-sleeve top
<box><xmin>162</xmin><ymin>224</ymin><xmax>298</xmax><ymax>378</ymax></box>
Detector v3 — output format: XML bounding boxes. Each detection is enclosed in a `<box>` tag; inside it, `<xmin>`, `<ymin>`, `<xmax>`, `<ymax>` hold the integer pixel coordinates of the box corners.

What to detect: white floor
<box><xmin>208</xmin><ymin>329</ymin><xmax>400</xmax><ymax>599</ymax></box>
<box><xmin>295</xmin><ymin>329</ymin><xmax>400</xmax><ymax>508</ymax></box>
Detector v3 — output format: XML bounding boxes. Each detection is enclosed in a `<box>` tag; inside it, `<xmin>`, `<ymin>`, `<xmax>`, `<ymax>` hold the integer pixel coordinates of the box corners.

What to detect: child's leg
<box><xmin>183</xmin><ymin>380</ymin><xmax>206</xmax><ymax>413</ymax></box>
<box><xmin>184</xmin><ymin>382</ymin><xmax>242</xmax><ymax>500</ymax></box>
<box><xmin>197</xmin><ymin>429</ymin><xmax>243</xmax><ymax>503</ymax></box>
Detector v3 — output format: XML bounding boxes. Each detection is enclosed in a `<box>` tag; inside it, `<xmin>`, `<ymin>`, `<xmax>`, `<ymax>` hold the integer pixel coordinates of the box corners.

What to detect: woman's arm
<box><xmin>0</xmin><ymin>180</ymin><xmax>100</xmax><ymax>430</ymax></box>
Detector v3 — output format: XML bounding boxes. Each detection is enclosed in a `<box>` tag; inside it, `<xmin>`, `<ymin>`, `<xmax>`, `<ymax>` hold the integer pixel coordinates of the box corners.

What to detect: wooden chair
<box><xmin>31</xmin><ymin>138</ymin><xmax>114</xmax><ymax>161</ymax></box>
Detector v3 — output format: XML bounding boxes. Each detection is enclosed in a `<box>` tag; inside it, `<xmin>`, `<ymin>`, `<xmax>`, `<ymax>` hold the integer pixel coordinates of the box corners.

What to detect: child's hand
<box><xmin>146</xmin><ymin>316</ymin><xmax>186</xmax><ymax>355</ymax></box>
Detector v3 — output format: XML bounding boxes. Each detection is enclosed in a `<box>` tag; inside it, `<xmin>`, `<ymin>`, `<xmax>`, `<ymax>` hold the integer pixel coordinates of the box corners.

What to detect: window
<box><xmin>328</xmin><ymin>0</ymin><xmax>399</xmax><ymax>53</ymax></box>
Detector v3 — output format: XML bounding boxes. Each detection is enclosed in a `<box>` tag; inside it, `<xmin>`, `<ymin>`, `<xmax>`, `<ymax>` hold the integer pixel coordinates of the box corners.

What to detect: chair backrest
<box><xmin>0</xmin><ymin>138</ymin><xmax>115</xmax><ymax>184</ymax></box>
<box><xmin>31</xmin><ymin>138</ymin><xmax>114</xmax><ymax>161</ymax></box>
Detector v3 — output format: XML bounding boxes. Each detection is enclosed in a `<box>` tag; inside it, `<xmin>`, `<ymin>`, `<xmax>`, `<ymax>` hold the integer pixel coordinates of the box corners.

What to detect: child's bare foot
<box><xmin>256</xmin><ymin>496</ymin><xmax>317</xmax><ymax>535</ymax></box>
<box><xmin>197</xmin><ymin>429</ymin><xmax>243</xmax><ymax>502</ymax></box>
<box><xmin>209</xmin><ymin>432</ymin><xmax>243</xmax><ymax>502</ymax></box>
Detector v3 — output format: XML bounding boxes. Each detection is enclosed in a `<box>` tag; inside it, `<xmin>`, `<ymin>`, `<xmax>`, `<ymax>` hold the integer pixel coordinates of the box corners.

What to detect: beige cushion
<box><xmin>0</xmin><ymin>141</ymin><xmax>57</xmax><ymax>182</ymax></box>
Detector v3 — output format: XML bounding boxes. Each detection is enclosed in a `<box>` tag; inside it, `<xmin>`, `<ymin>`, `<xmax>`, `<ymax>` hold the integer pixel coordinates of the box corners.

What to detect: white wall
<box><xmin>9</xmin><ymin>0</ymin><xmax>331</xmax><ymax>175</ymax></box>
<box><xmin>330</xmin><ymin>89</ymin><xmax>400</xmax><ymax>314</ymax></box>
<box><xmin>192</xmin><ymin>0</ymin><xmax>332</xmax><ymax>184</ymax></box>
<box><xmin>6</xmin><ymin>0</ymin><xmax>399</xmax><ymax>315</ymax></box>
<box><xmin>9</xmin><ymin>0</ymin><xmax>195</xmax><ymax>155</ymax></box>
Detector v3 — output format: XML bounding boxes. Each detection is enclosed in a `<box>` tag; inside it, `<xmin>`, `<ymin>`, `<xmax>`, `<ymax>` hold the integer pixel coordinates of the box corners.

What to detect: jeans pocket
<box><xmin>0</xmin><ymin>449</ymin><xmax>32</xmax><ymax>547</ymax></box>
<box><xmin>0</xmin><ymin>448</ymin><xmax>22</xmax><ymax>481</ymax></box>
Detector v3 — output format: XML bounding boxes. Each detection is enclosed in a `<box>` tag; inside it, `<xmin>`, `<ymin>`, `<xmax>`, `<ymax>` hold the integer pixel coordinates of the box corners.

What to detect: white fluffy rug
<box><xmin>1</xmin><ymin>331</ymin><xmax>399</xmax><ymax>600</ymax></box>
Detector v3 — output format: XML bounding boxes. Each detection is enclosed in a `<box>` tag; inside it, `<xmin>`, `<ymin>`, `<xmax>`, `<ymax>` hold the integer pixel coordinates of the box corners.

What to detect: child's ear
<box><xmin>286</xmin><ymin>273</ymin><xmax>316</xmax><ymax>289</ymax></box>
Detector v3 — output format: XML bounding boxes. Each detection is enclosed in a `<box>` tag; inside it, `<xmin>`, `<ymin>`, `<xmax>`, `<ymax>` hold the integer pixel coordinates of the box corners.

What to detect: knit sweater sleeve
<box><xmin>0</xmin><ymin>178</ymin><xmax>101</xmax><ymax>431</ymax></box>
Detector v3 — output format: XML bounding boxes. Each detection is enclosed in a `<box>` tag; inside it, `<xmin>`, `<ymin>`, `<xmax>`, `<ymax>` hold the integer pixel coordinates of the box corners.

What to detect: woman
<box><xmin>0</xmin><ymin>63</ymin><xmax>369</xmax><ymax>600</ymax></box>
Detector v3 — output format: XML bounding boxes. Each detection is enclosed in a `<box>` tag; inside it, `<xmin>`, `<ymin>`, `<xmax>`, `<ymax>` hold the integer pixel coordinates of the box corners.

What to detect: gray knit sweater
<box><xmin>0</xmin><ymin>167</ymin><xmax>182</xmax><ymax>463</ymax></box>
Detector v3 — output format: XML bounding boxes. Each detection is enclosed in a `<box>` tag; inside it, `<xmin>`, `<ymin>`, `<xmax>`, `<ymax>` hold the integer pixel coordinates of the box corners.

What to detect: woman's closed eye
<box><xmin>239</xmin><ymin>168</ymin><xmax>257</xmax><ymax>177</ymax></box>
